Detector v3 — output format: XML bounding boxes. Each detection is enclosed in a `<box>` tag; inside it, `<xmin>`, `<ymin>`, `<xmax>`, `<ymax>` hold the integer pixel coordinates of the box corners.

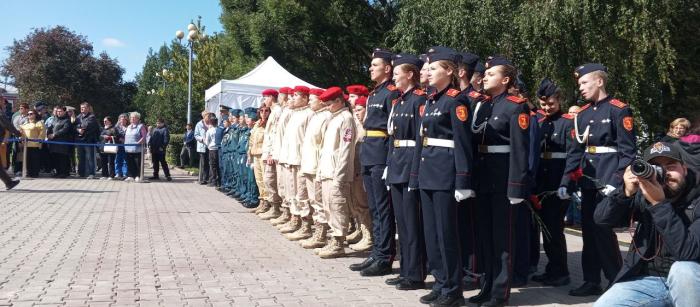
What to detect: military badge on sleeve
<box><xmin>343</xmin><ymin>128</ymin><xmax>353</xmax><ymax>142</ymax></box>
<box><xmin>518</xmin><ymin>113</ymin><xmax>530</xmax><ymax>130</ymax></box>
<box><xmin>456</xmin><ymin>105</ymin><xmax>468</xmax><ymax>122</ymax></box>
<box><xmin>623</xmin><ymin>116</ymin><xmax>634</xmax><ymax>132</ymax></box>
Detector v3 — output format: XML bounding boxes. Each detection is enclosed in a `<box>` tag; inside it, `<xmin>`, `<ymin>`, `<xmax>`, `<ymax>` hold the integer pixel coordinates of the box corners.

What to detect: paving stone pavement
<box><xmin>0</xmin><ymin>171</ymin><xmax>617</xmax><ymax>306</ymax></box>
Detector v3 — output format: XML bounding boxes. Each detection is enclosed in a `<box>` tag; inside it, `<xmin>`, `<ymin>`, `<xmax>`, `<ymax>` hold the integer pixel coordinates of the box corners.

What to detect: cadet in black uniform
<box><xmin>350</xmin><ymin>48</ymin><xmax>401</xmax><ymax>276</ymax></box>
<box><xmin>530</xmin><ymin>78</ymin><xmax>573</xmax><ymax>287</ymax></box>
<box><xmin>469</xmin><ymin>56</ymin><xmax>531</xmax><ymax>307</ymax></box>
<box><xmin>559</xmin><ymin>63</ymin><xmax>633</xmax><ymax>296</ymax></box>
<box><xmin>409</xmin><ymin>51</ymin><xmax>474</xmax><ymax>307</ymax></box>
<box><xmin>384</xmin><ymin>53</ymin><xmax>427</xmax><ymax>291</ymax></box>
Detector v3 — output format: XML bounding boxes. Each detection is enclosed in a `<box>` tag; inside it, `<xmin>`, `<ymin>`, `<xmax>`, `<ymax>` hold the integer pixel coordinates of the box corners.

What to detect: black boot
<box><xmin>349</xmin><ymin>257</ymin><xmax>375</xmax><ymax>271</ymax></box>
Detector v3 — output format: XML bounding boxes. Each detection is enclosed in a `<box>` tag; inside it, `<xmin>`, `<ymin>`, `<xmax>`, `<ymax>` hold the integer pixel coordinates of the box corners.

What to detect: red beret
<box><xmin>309</xmin><ymin>88</ymin><xmax>324</xmax><ymax>96</ymax></box>
<box><xmin>355</xmin><ymin>96</ymin><xmax>367</xmax><ymax>107</ymax></box>
<box><xmin>318</xmin><ymin>87</ymin><xmax>343</xmax><ymax>102</ymax></box>
<box><xmin>346</xmin><ymin>85</ymin><xmax>369</xmax><ymax>96</ymax></box>
<box><xmin>262</xmin><ymin>89</ymin><xmax>279</xmax><ymax>97</ymax></box>
<box><xmin>279</xmin><ymin>87</ymin><xmax>293</xmax><ymax>95</ymax></box>
<box><xmin>294</xmin><ymin>86</ymin><xmax>310</xmax><ymax>95</ymax></box>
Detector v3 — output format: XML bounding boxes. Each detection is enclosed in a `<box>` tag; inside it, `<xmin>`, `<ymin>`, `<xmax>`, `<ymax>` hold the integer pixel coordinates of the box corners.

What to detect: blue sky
<box><xmin>1</xmin><ymin>0</ymin><xmax>224</xmax><ymax>82</ymax></box>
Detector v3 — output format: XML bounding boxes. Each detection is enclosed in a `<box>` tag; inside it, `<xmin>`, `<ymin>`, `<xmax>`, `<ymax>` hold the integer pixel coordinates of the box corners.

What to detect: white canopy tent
<box><xmin>204</xmin><ymin>56</ymin><xmax>320</xmax><ymax>112</ymax></box>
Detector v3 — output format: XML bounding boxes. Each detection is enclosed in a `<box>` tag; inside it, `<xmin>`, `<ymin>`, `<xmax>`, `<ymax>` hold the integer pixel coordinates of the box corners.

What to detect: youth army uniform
<box><xmin>259</xmin><ymin>90</ymin><xmax>284</xmax><ymax>219</ymax></box>
<box><xmin>385</xmin><ymin>54</ymin><xmax>428</xmax><ymax>290</ymax></box>
<box><xmin>353</xmin><ymin>48</ymin><xmax>401</xmax><ymax>276</ymax></box>
<box><xmin>469</xmin><ymin>56</ymin><xmax>531</xmax><ymax>306</ymax></box>
<box><xmin>247</xmin><ymin>108</ymin><xmax>265</xmax><ymax>209</ymax></box>
<box><xmin>223</xmin><ymin>112</ymin><xmax>241</xmax><ymax>195</ymax></box>
<box><xmin>316</xmin><ymin>87</ymin><xmax>356</xmax><ymax>258</ymax></box>
<box><xmin>347</xmin><ymin>95</ymin><xmax>372</xmax><ymax>251</ymax></box>
<box><xmin>235</xmin><ymin>121</ymin><xmax>251</xmax><ymax>201</ymax></box>
<box><xmin>293</xmin><ymin>99</ymin><xmax>331</xmax><ymax>245</ymax></box>
<box><xmin>278</xmin><ymin>88</ymin><xmax>315</xmax><ymax>234</ymax></box>
<box><xmin>270</xmin><ymin>91</ymin><xmax>295</xmax><ymax>226</ymax></box>
<box><xmin>530</xmin><ymin>79</ymin><xmax>575</xmax><ymax>286</ymax></box>
<box><xmin>560</xmin><ymin>63</ymin><xmax>634</xmax><ymax>296</ymax></box>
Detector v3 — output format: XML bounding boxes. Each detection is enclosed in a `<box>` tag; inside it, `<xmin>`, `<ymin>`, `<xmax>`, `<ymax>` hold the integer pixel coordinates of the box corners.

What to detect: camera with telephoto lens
<box><xmin>631</xmin><ymin>159</ymin><xmax>666</xmax><ymax>184</ymax></box>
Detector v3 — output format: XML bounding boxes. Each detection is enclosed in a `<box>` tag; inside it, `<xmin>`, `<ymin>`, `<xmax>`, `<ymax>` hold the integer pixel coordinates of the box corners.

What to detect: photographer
<box><xmin>593</xmin><ymin>142</ymin><xmax>700</xmax><ymax>307</ymax></box>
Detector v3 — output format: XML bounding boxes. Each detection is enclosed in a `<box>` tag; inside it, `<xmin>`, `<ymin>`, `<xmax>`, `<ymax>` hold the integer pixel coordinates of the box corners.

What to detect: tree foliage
<box><xmin>1</xmin><ymin>26</ymin><xmax>135</xmax><ymax>118</ymax></box>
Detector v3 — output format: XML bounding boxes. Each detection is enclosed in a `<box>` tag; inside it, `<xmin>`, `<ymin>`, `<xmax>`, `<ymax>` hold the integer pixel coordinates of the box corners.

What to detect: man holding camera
<box><xmin>593</xmin><ymin>142</ymin><xmax>700</xmax><ymax>307</ymax></box>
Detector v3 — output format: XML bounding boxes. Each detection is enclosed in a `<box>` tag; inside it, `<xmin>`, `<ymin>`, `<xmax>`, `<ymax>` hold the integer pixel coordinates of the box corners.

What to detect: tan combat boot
<box><xmin>259</xmin><ymin>202</ymin><xmax>281</xmax><ymax>220</ymax></box>
<box><xmin>279</xmin><ymin>215</ymin><xmax>301</xmax><ymax>233</ymax></box>
<box><xmin>270</xmin><ymin>207</ymin><xmax>290</xmax><ymax>226</ymax></box>
<box><xmin>285</xmin><ymin>217</ymin><xmax>312</xmax><ymax>241</ymax></box>
<box><xmin>254</xmin><ymin>200</ymin><xmax>270</xmax><ymax>215</ymax></box>
<box><xmin>345</xmin><ymin>222</ymin><xmax>363</xmax><ymax>244</ymax></box>
<box><xmin>318</xmin><ymin>236</ymin><xmax>346</xmax><ymax>259</ymax></box>
<box><xmin>302</xmin><ymin>223</ymin><xmax>328</xmax><ymax>249</ymax></box>
<box><xmin>349</xmin><ymin>223</ymin><xmax>373</xmax><ymax>252</ymax></box>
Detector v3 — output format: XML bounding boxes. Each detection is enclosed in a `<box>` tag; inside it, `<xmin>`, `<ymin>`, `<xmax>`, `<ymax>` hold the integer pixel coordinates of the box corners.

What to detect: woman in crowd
<box><xmin>124</xmin><ymin>112</ymin><xmax>147</xmax><ymax>182</ymax></box>
<box><xmin>114</xmin><ymin>113</ymin><xmax>129</xmax><ymax>179</ymax></box>
<box><xmin>409</xmin><ymin>51</ymin><xmax>473</xmax><ymax>307</ymax></box>
<box><xmin>19</xmin><ymin>109</ymin><xmax>46</xmax><ymax>177</ymax></box>
<box><xmin>99</xmin><ymin>116</ymin><xmax>118</xmax><ymax>180</ymax></box>
<box><xmin>659</xmin><ymin>117</ymin><xmax>690</xmax><ymax>142</ymax></box>
<box><xmin>47</xmin><ymin>106</ymin><xmax>74</xmax><ymax>178</ymax></box>
<box><xmin>384</xmin><ymin>54</ymin><xmax>427</xmax><ymax>291</ymax></box>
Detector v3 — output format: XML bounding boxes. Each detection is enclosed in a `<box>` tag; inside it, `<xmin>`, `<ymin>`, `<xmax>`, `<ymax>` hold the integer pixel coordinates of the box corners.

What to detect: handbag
<box><xmin>103</xmin><ymin>139</ymin><xmax>118</xmax><ymax>154</ymax></box>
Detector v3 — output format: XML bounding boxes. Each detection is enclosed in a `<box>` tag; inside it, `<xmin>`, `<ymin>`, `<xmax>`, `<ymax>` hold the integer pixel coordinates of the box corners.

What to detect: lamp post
<box><xmin>175</xmin><ymin>24</ymin><xmax>201</xmax><ymax>125</ymax></box>
<box><xmin>155</xmin><ymin>68</ymin><xmax>169</xmax><ymax>92</ymax></box>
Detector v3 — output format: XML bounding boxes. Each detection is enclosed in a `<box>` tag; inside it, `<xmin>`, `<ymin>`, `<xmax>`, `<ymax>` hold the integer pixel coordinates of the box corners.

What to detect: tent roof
<box><xmin>204</xmin><ymin>56</ymin><xmax>319</xmax><ymax>111</ymax></box>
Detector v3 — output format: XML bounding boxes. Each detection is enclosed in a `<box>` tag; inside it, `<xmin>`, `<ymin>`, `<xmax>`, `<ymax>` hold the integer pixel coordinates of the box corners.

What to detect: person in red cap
<box><xmin>256</xmin><ymin>89</ymin><xmax>282</xmax><ymax>217</ymax></box>
<box><xmin>346</xmin><ymin>85</ymin><xmax>370</xmax><ymax>103</ymax></box>
<box><xmin>269</xmin><ymin>86</ymin><xmax>296</xmax><ymax>226</ymax></box>
<box><xmin>291</xmin><ymin>88</ymin><xmax>332</xmax><ymax>245</ymax></box>
<box><xmin>277</xmin><ymin>86</ymin><xmax>315</xmax><ymax>235</ymax></box>
<box><xmin>315</xmin><ymin>87</ymin><xmax>356</xmax><ymax>258</ymax></box>
<box><xmin>346</xmin><ymin>94</ymin><xmax>373</xmax><ymax>251</ymax></box>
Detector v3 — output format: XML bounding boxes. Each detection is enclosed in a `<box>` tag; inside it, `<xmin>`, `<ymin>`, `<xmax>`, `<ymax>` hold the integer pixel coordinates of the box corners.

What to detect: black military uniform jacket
<box><xmin>535</xmin><ymin>110</ymin><xmax>576</xmax><ymax>192</ymax></box>
<box><xmin>594</xmin><ymin>169</ymin><xmax>700</xmax><ymax>283</ymax></box>
<box><xmin>360</xmin><ymin>80</ymin><xmax>401</xmax><ymax>166</ymax></box>
<box><xmin>472</xmin><ymin>92</ymin><xmax>531</xmax><ymax>198</ymax></box>
<box><xmin>386</xmin><ymin>88</ymin><xmax>427</xmax><ymax>185</ymax></box>
<box><xmin>562</xmin><ymin>96</ymin><xmax>636</xmax><ymax>190</ymax></box>
<box><xmin>409</xmin><ymin>86</ymin><xmax>473</xmax><ymax>191</ymax></box>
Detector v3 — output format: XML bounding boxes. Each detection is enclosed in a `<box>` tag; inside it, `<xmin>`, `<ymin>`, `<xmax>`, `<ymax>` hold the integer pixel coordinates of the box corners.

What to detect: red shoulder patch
<box><xmin>579</xmin><ymin>103</ymin><xmax>591</xmax><ymax>112</ymax></box>
<box><xmin>610</xmin><ymin>99</ymin><xmax>628</xmax><ymax>109</ymax></box>
<box><xmin>537</xmin><ymin>109</ymin><xmax>547</xmax><ymax>116</ymax></box>
<box><xmin>413</xmin><ymin>89</ymin><xmax>426</xmax><ymax>96</ymax></box>
<box><xmin>506</xmin><ymin>95</ymin><xmax>527</xmax><ymax>104</ymax></box>
<box><xmin>529</xmin><ymin>111</ymin><xmax>536</xmax><ymax>116</ymax></box>
<box><xmin>469</xmin><ymin>91</ymin><xmax>481</xmax><ymax>99</ymax></box>
<box><xmin>562</xmin><ymin>113</ymin><xmax>575</xmax><ymax>120</ymax></box>
<box><xmin>387</xmin><ymin>84</ymin><xmax>398</xmax><ymax>91</ymax></box>
<box><xmin>446</xmin><ymin>89</ymin><xmax>460</xmax><ymax>97</ymax></box>
<box><xmin>419</xmin><ymin>105</ymin><xmax>426</xmax><ymax>117</ymax></box>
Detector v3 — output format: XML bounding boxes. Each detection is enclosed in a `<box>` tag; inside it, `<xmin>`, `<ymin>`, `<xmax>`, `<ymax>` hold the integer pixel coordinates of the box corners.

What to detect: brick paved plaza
<box><xmin>0</xmin><ymin>171</ymin><xmax>613</xmax><ymax>306</ymax></box>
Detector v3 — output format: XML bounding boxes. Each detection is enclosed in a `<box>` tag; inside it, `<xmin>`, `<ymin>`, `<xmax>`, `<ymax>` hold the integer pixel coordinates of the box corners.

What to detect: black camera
<box><xmin>631</xmin><ymin>159</ymin><xmax>666</xmax><ymax>184</ymax></box>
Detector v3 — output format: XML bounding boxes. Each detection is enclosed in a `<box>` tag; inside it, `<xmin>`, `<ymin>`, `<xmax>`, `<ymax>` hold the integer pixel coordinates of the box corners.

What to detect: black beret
<box><xmin>536</xmin><ymin>78</ymin><xmax>559</xmax><ymax>100</ymax></box>
<box><xmin>426</xmin><ymin>46</ymin><xmax>456</xmax><ymax>55</ymax></box>
<box><xmin>428</xmin><ymin>52</ymin><xmax>462</xmax><ymax>64</ymax></box>
<box><xmin>515</xmin><ymin>75</ymin><xmax>528</xmax><ymax>94</ymax></box>
<box><xmin>474</xmin><ymin>61</ymin><xmax>486</xmax><ymax>74</ymax></box>
<box><xmin>392</xmin><ymin>53</ymin><xmax>424</xmax><ymax>68</ymax></box>
<box><xmin>459</xmin><ymin>52</ymin><xmax>480</xmax><ymax>70</ymax></box>
<box><xmin>484</xmin><ymin>55</ymin><xmax>513</xmax><ymax>69</ymax></box>
<box><xmin>574</xmin><ymin>63</ymin><xmax>607</xmax><ymax>79</ymax></box>
<box><xmin>372</xmin><ymin>48</ymin><xmax>394</xmax><ymax>61</ymax></box>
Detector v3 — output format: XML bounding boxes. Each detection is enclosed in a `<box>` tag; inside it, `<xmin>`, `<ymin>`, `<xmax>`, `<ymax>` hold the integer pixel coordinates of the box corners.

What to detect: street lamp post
<box><xmin>176</xmin><ymin>24</ymin><xmax>201</xmax><ymax>125</ymax></box>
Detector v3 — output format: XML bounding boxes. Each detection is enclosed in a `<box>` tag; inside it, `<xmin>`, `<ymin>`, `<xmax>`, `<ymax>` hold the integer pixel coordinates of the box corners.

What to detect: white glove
<box><xmin>509</xmin><ymin>197</ymin><xmax>525</xmax><ymax>204</ymax></box>
<box><xmin>455</xmin><ymin>189</ymin><xmax>476</xmax><ymax>201</ymax></box>
<box><xmin>407</xmin><ymin>187</ymin><xmax>413</xmax><ymax>192</ymax></box>
<box><xmin>386</xmin><ymin>185</ymin><xmax>390</xmax><ymax>191</ymax></box>
<box><xmin>601</xmin><ymin>184</ymin><xmax>616</xmax><ymax>196</ymax></box>
<box><xmin>381</xmin><ymin>167</ymin><xmax>388</xmax><ymax>180</ymax></box>
<box><xmin>557</xmin><ymin>187</ymin><xmax>570</xmax><ymax>200</ymax></box>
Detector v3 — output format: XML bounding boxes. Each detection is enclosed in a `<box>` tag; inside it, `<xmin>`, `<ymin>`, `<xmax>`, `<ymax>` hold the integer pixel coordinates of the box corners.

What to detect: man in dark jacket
<box><xmin>47</xmin><ymin>106</ymin><xmax>74</xmax><ymax>178</ymax></box>
<box><xmin>75</xmin><ymin>102</ymin><xmax>100</xmax><ymax>178</ymax></box>
<box><xmin>594</xmin><ymin>142</ymin><xmax>700</xmax><ymax>306</ymax></box>
<box><xmin>0</xmin><ymin>99</ymin><xmax>21</xmax><ymax>189</ymax></box>
<box><xmin>148</xmin><ymin>118</ymin><xmax>171</xmax><ymax>181</ymax></box>
<box><xmin>180</xmin><ymin>123</ymin><xmax>196</xmax><ymax>167</ymax></box>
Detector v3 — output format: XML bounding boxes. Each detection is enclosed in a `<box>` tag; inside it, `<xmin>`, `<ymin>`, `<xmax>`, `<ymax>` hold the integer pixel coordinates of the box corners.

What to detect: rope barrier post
<box><xmin>138</xmin><ymin>141</ymin><xmax>148</xmax><ymax>183</ymax></box>
<box><xmin>21</xmin><ymin>141</ymin><xmax>27</xmax><ymax>179</ymax></box>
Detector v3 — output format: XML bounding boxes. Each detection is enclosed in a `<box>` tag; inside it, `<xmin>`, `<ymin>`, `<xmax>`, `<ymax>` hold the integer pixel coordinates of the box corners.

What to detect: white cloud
<box><xmin>102</xmin><ymin>37</ymin><xmax>126</xmax><ymax>48</ymax></box>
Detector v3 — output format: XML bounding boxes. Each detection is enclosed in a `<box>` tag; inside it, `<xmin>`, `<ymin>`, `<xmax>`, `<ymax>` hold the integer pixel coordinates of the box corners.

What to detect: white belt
<box><xmin>393</xmin><ymin>140</ymin><xmax>416</xmax><ymax>148</ymax></box>
<box><xmin>422</xmin><ymin>137</ymin><xmax>454</xmax><ymax>148</ymax></box>
<box><xmin>541</xmin><ymin>152</ymin><xmax>567</xmax><ymax>159</ymax></box>
<box><xmin>478</xmin><ymin>145</ymin><xmax>510</xmax><ymax>153</ymax></box>
<box><xmin>586</xmin><ymin>146</ymin><xmax>618</xmax><ymax>154</ymax></box>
